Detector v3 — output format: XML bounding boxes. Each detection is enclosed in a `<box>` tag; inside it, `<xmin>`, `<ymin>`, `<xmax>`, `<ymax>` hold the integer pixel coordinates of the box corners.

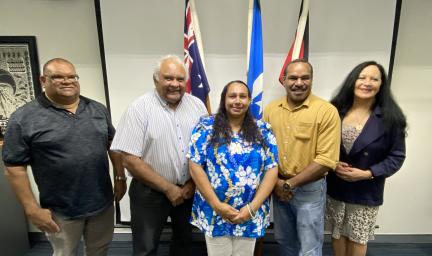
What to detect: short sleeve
<box><xmin>110</xmin><ymin>101</ymin><xmax>148</xmax><ymax>157</ymax></box>
<box><xmin>105</xmin><ymin>108</ymin><xmax>116</xmax><ymax>141</ymax></box>
<box><xmin>259</xmin><ymin>121</ymin><xmax>279</xmax><ymax>170</ymax></box>
<box><xmin>186</xmin><ymin>117</ymin><xmax>212</xmax><ymax>166</ymax></box>
<box><xmin>2</xmin><ymin>113</ymin><xmax>30</xmax><ymax>166</ymax></box>
<box><xmin>96</xmin><ymin>103</ymin><xmax>115</xmax><ymax>142</ymax></box>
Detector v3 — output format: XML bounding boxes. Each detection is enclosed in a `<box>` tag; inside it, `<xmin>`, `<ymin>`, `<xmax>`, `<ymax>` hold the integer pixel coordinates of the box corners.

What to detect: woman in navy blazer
<box><xmin>326</xmin><ymin>61</ymin><xmax>407</xmax><ymax>256</ymax></box>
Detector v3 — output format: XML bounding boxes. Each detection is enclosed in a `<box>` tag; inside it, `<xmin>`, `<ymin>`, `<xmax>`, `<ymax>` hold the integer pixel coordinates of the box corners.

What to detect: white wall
<box><xmin>1</xmin><ymin>0</ymin><xmax>431</xmax><ymax>236</ymax></box>
<box><xmin>0</xmin><ymin>0</ymin><xmax>105</xmax><ymax>232</ymax></box>
<box><xmin>101</xmin><ymin>0</ymin><xmax>396</xmax><ymax>126</ymax></box>
<box><xmin>0</xmin><ymin>0</ymin><xmax>105</xmax><ymax>103</ymax></box>
<box><xmin>376</xmin><ymin>0</ymin><xmax>432</xmax><ymax>234</ymax></box>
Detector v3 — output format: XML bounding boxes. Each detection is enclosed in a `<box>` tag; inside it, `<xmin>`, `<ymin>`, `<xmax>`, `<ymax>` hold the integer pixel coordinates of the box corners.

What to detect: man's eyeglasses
<box><xmin>46</xmin><ymin>75</ymin><xmax>80</xmax><ymax>83</ymax></box>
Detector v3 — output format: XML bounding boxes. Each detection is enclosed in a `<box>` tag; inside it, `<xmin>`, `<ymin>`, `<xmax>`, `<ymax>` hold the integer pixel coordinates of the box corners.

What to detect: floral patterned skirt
<box><xmin>325</xmin><ymin>196</ymin><xmax>379</xmax><ymax>245</ymax></box>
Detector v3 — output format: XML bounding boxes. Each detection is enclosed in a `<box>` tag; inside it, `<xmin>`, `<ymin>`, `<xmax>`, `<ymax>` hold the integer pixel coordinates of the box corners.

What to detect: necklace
<box><xmin>353</xmin><ymin>118</ymin><xmax>363</xmax><ymax>130</ymax></box>
<box><xmin>345</xmin><ymin>109</ymin><xmax>371</xmax><ymax>131</ymax></box>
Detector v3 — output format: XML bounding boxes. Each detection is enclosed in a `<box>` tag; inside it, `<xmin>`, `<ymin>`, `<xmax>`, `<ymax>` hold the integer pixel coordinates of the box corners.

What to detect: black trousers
<box><xmin>129</xmin><ymin>178</ymin><xmax>193</xmax><ymax>256</ymax></box>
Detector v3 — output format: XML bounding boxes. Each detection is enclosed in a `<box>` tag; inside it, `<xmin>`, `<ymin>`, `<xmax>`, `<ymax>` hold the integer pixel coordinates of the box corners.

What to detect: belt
<box><xmin>278</xmin><ymin>173</ymin><xmax>296</xmax><ymax>180</ymax></box>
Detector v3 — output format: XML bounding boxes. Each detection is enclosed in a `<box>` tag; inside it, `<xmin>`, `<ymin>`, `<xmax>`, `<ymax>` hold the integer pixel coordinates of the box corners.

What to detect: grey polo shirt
<box><xmin>2</xmin><ymin>94</ymin><xmax>114</xmax><ymax>219</ymax></box>
<box><xmin>111</xmin><ymin>90</ymin><xmax>207</xmax><ymax>185</ymax></box>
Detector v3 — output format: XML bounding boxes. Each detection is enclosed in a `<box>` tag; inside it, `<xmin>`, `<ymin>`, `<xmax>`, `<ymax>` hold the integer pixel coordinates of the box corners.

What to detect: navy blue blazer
<box><xmin>327</xmin><ymin>106</ymin><xmax>406</xmax><ymax>206</ymax></box>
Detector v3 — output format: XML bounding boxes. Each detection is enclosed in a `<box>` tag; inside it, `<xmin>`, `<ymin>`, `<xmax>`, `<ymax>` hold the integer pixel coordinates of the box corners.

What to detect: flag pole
<box><xmin>190</xmin><ymin>0</ymin><xmax>211</xmax><ymax>113</ymax></box>
<box><xmin>292</xmin><ymin>0</ymin><xmax>309</xmax><ymax>59</ymax></box>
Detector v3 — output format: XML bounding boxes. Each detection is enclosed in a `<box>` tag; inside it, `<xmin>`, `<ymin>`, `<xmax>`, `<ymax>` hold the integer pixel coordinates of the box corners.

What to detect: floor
<box><xmin>26</xmin><ymin>241</ymin><xmax>432</xmax><ymax>255</ymax></box>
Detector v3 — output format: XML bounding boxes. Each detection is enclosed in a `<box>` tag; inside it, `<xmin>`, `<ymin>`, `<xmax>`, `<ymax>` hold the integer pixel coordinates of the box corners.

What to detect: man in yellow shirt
<box><xmin>263</xmin><ymin>59</ymin><xmax>341</xmax><ymax>256</ymax></box>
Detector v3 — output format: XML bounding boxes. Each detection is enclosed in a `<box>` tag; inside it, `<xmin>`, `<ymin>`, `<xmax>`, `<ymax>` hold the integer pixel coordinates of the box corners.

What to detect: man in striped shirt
<box><xmin>111</xmin><ymin>55</ymin><xmax>207</xmax><ymax>256</ymax></box>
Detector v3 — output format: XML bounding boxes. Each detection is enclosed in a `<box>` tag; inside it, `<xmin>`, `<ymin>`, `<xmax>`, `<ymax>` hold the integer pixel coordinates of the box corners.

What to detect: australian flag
<box><xmin>184</xmin><ymin>0</ymin><xmax>210</xmax><ymax>109</ymax></box>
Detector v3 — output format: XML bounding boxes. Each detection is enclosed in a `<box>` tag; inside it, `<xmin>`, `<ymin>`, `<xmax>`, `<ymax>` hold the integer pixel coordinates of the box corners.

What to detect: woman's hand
<box><xmin>214</xmin><ymin>202</ymin><xmax>239</xmax><ymax>223</ymax></box>
<box><xmin>231</xmin><ymin>206</ymin><xmax>251</xmax><ymax>224</ymax></box>
<box><xmin>335</xmin><ymin>161</ymin><xmax>350</xmax><ymax>172</ymax></box>
<box><xmin>335</xmin><ymin>165</ymin><xmax>373</xmax><ymax>182</ymax></box>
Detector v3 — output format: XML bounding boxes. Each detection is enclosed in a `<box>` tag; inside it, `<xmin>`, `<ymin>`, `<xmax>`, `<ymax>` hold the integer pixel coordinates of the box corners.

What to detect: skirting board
<box><xmin>29</xmin><ymin>230</ymin><xmax>432</xmax><ymax>244</ymax></box>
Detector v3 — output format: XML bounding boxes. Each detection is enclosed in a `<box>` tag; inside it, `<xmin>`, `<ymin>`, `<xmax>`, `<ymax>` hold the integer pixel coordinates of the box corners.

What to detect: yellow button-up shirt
<box><xmin>263</xmin><ymin>94</ymin><xmax>341</xmax><ymax>177</ymax></box>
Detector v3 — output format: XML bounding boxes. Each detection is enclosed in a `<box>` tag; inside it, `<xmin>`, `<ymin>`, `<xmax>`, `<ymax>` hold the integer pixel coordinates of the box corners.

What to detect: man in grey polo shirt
<box><xmin>2</xmin><ymin>58</ymin><xmax>126</xmax><ymax>256</ymax></box>
<box><xmin>111</xmin><ymin>55</ymin><xmax>207</xmax><ymax>256</ymax></box>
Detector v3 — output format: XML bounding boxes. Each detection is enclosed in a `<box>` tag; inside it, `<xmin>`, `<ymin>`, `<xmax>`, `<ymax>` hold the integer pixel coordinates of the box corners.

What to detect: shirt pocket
<box><xmin>294</xmin><ymin>122</ymin><xmax>314</xmax><ymax>140</ymax></box>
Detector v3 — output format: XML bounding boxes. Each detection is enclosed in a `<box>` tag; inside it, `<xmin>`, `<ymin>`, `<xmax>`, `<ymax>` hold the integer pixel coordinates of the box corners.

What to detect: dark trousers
<box><xmin>129</xmin><ymin>178</ymin><xmax>193</xmax><ymax>256</ymax></box>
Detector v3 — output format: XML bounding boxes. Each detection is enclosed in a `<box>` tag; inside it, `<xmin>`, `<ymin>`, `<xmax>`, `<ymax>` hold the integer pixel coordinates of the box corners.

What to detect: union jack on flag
<box><xmin>184</xmin><ymin>0</ymin><xmax>211</xmax><ymax>111</ymax></box>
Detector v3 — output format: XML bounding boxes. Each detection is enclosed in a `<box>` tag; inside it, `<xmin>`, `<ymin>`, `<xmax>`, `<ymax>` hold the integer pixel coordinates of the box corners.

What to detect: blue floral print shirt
<box><xmin>187</xmin><ymin>116</ymin><xmax>279</xmax><ymax>238</ymax></box>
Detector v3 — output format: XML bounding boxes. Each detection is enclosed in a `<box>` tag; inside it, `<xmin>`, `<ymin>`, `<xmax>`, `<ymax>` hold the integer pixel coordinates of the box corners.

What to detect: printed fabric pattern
<box><xmin>187</xmin><ymin>116</ymin><xmax>278</xmax><ymax>238</ymax></box>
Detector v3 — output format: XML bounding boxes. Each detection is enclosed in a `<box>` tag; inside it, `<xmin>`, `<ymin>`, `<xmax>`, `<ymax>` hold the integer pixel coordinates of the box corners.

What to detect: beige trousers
<box><xmin>205</xmin><ymin>235</ymin><xmax>256</xmax><ymax>256</ymax></box>
<box><xmin>45</xmin><ymin>204</ymin><xmax>114</xmax><ymax>256</ymax></box>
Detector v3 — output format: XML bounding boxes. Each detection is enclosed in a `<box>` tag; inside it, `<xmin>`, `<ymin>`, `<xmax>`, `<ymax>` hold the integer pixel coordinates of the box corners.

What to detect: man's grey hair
<box><xmin>153</xmin><ymin>55</ymin><xmax>188</xmax><ymax>82</ymax></box>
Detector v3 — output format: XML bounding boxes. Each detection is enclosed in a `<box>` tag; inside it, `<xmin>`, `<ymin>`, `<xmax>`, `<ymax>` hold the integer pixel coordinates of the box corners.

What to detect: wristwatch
<box><xmin>282</xmin><ymin>180</ymin><xmax>292</xmax><ymax>193</ymax></box>
<box><xmin>115</xmin><ymin>176</ymin><xmax>127</xmax><ymax>181</ymax></box>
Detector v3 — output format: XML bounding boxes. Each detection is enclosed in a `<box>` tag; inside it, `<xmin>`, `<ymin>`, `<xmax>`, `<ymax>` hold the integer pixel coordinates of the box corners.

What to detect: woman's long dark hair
<box><xmin>210</xmin><ymin>80</ymin><xmax>266</xmax><ymax>147</ymax></box>
<box><xmin>331</xmin><ymin>61</ymin><xmax>407</xmax><ymax>136</ymax></box>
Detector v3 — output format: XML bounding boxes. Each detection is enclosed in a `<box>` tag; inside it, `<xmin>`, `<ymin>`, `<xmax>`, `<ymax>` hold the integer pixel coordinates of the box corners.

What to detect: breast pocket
<box><xmin>294</xmin><ymin>122</ymin><xmax>314</xmax><ymax>140</ymax></box>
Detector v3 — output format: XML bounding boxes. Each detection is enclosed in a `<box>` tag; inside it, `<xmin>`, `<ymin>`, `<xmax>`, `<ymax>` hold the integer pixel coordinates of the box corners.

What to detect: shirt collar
<box><xmin>153</xmin><ymin>89</ymin><xmax>183</xmax><ymax>110</ymax></box>
<box><xmin>37</xmin><ymin>93</ymin><xmax>89</xmax><ymax>110</ymax></box>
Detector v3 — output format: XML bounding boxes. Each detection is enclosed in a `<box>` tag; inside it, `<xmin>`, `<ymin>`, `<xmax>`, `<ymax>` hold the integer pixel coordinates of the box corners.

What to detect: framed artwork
<box><xmin>0</xmin><ymin>36</ymin><xmax>41</xmax><ymax>137</ymax></box>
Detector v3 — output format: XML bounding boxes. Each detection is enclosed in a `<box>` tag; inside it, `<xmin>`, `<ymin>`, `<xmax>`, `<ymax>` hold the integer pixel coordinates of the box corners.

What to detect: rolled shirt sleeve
<box><xmin>313</xmin><ymin>104</ymin><xmax>341</xmax><ymax>170</ymax></box>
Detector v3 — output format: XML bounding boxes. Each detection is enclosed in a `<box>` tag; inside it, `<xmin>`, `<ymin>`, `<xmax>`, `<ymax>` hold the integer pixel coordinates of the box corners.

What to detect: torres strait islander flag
<box><xmin>279</xmin><ymin>0</ymin><xmax>310</xmax><ymax>84</ymax></box>
<box><xmin>247</xmin><ymin>0</ymin><xmax>264</xmax><ymax>119</ymax></box>
<box><xmin>184</xmin><ymin>0</ymin><xmax>211</xmax><ymax>113</ymax></box>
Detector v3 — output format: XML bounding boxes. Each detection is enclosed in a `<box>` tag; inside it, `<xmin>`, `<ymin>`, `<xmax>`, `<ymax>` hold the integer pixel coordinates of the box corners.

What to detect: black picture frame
<box><xmin>0</xmin><ymin>36</ymin><xmax>41</xmax><ymax>137</ymax></box>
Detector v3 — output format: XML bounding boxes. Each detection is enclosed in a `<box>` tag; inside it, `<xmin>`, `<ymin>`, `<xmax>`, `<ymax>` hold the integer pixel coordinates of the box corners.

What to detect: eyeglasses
<box><xmin>46</xmin><ymin>74</ymin><xmax>80</xmax><ymax>83</ymax></box>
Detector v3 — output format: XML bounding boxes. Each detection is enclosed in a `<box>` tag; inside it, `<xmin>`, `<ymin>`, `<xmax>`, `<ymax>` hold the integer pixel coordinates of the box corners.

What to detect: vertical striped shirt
<box><xmin>111</xmin><ymin>90</ymin><xmax>207</xmax><ymax>185</ymax></box>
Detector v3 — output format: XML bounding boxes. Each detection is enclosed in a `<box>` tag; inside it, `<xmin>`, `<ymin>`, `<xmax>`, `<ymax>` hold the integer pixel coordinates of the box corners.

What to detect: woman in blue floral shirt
<box><xmin>187</xmin><ymin>80</ymin><xmax>278</xmax><ymax>256</ymax></box>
